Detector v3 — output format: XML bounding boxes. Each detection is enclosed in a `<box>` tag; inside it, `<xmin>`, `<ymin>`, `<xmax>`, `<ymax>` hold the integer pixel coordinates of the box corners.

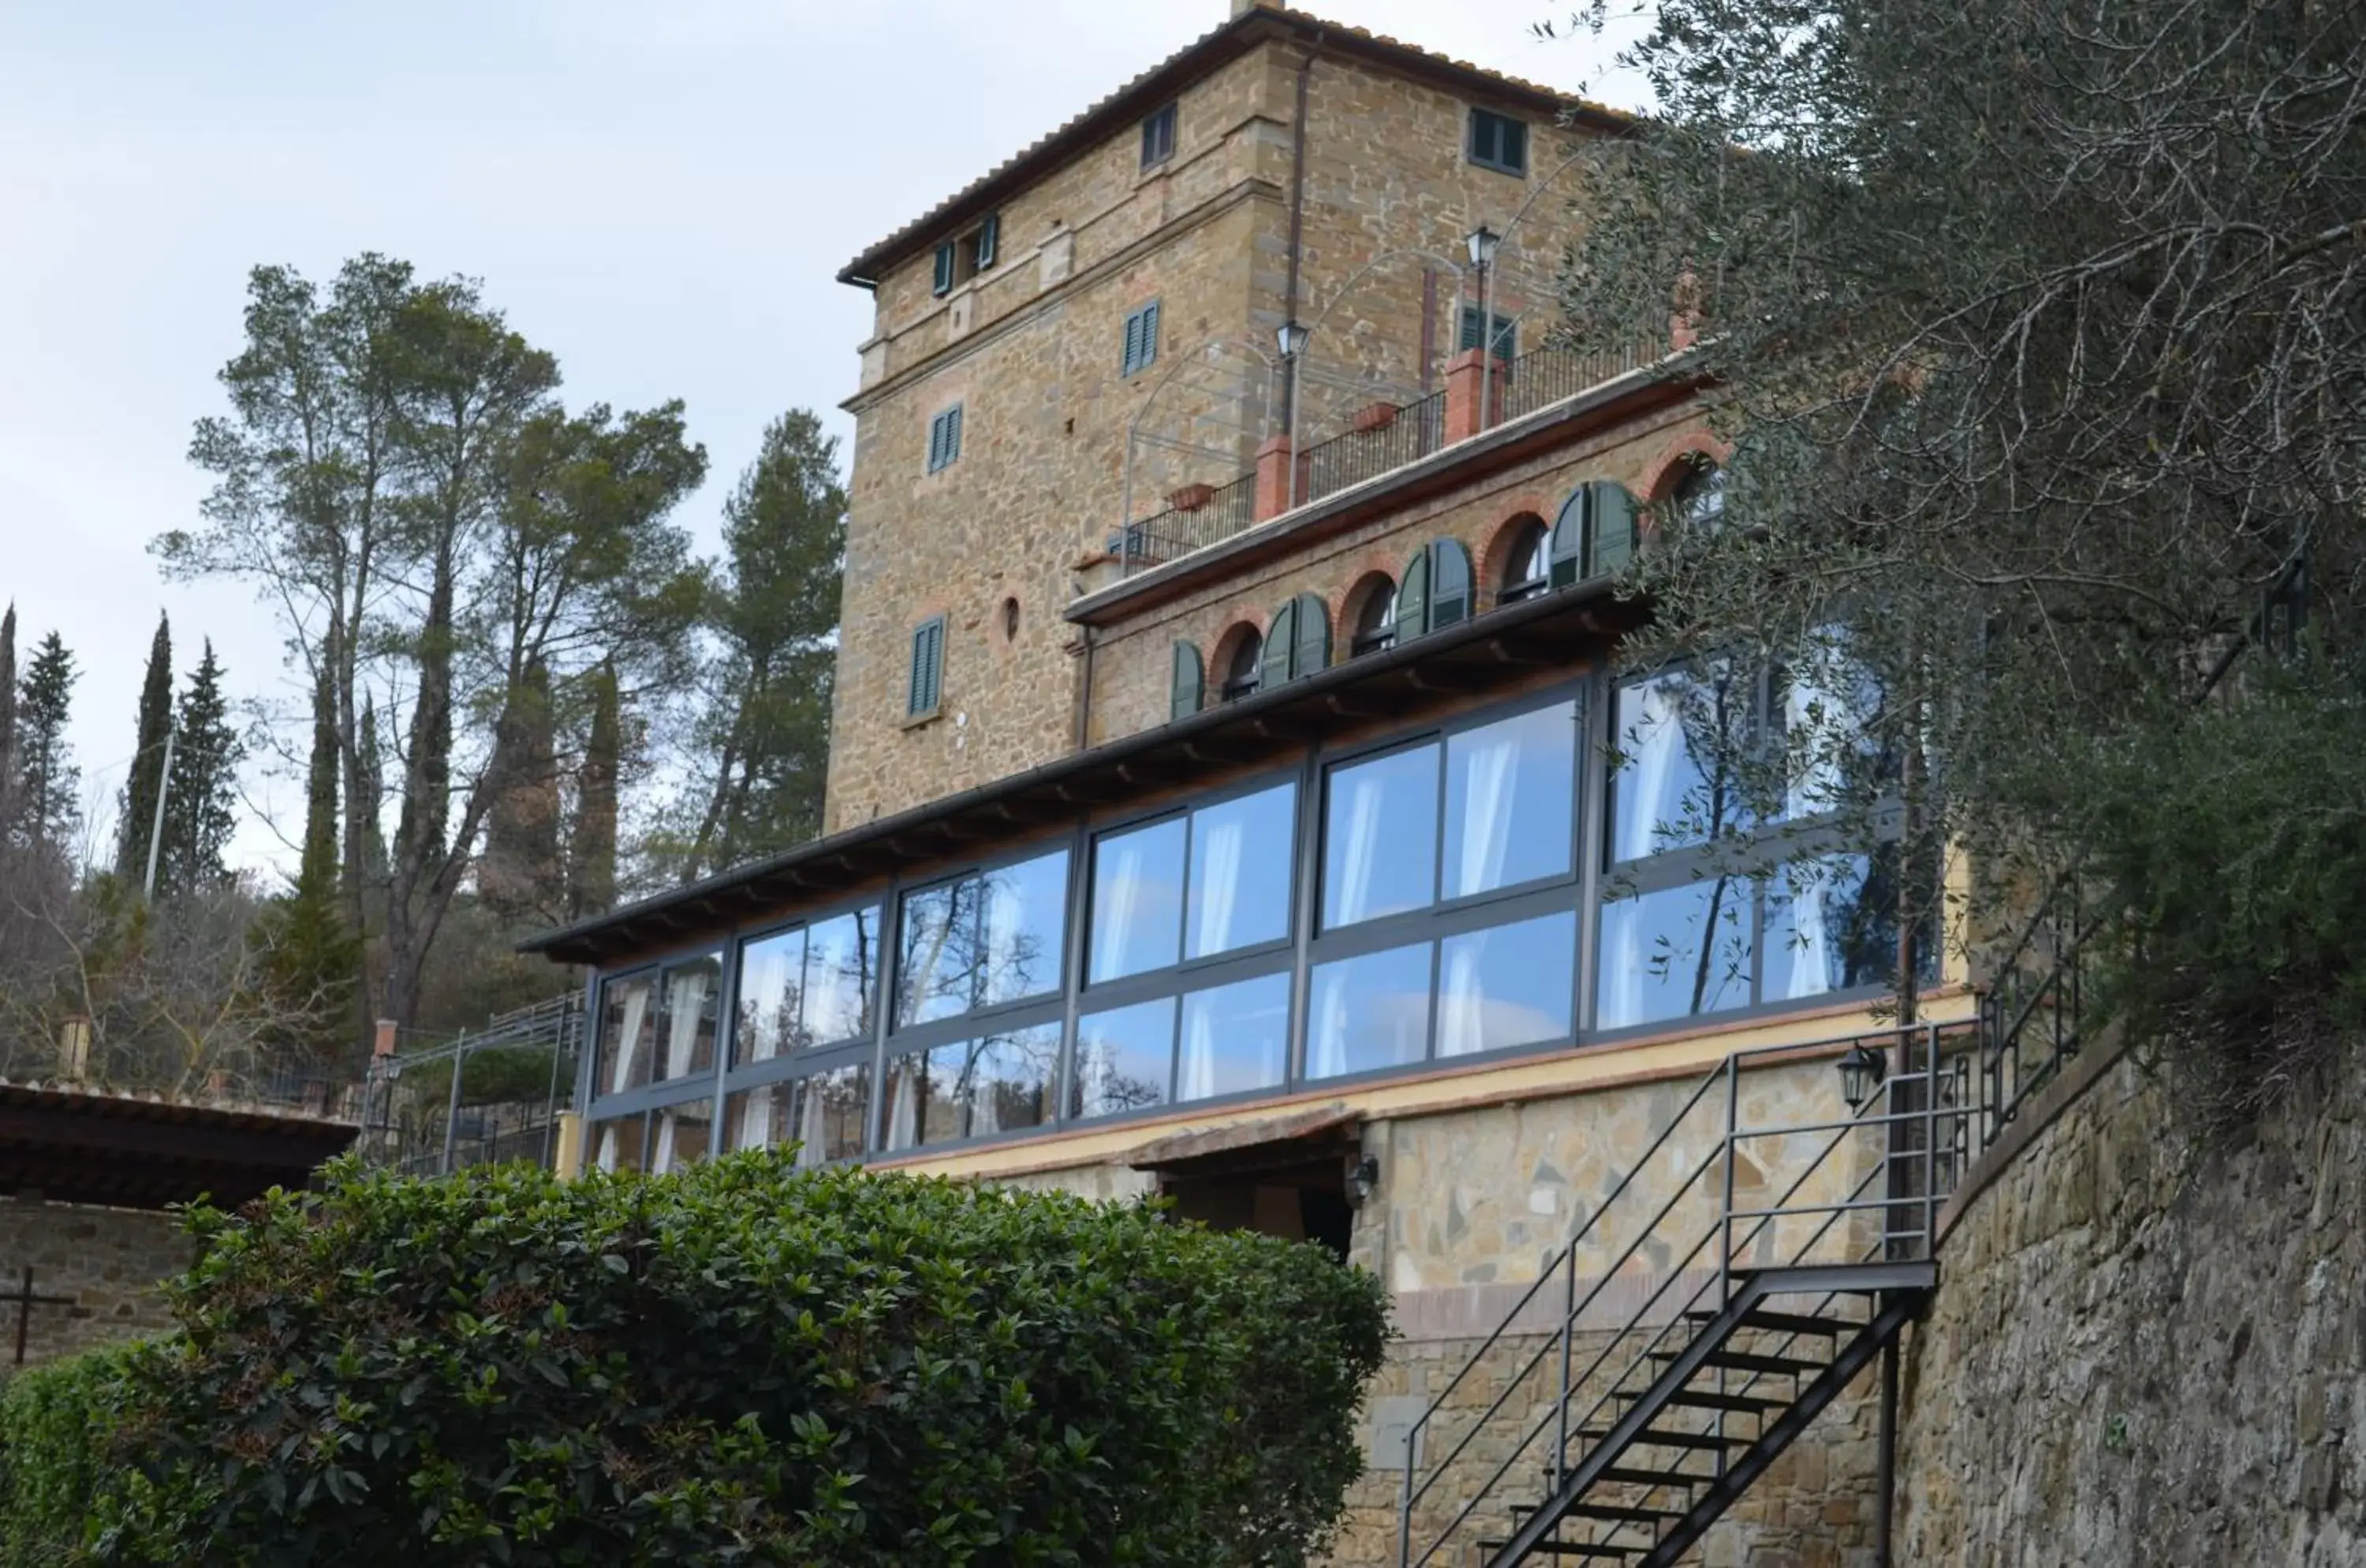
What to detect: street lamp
<box><xmin>1276</xmin><ymin>319</ymin><xmax>1312</xmax><ymax>511</ymax></box>
<box><xmin>1465</xmin><ymin>225</ymin><xmax>1505</xmax><ymax>428</ymax></box>
<box><xmin>1837</xmin><ymin>1043</ymin><xmax>1889</xmax><ymax>1112</ymax></box>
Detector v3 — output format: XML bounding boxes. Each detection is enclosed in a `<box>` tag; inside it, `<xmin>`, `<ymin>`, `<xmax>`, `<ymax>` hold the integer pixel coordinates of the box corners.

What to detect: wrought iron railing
<box><xmin>1978</xmin><ymin>878</ymin><xmax>2095</xmax><ymax>1144</ymax></box>
<box><xmin>1301</xmin><ymin>390</ymin><xmax>1449</xmax><ymax>508</ymax></box>
<box><xmin>358</xmin><ymin>994</ymin><xmax>585</xmax><ymax>1178</ymax></box>
<box><xmin>1118</xmin><ymin>472</ymin><xmax>1256</xmax><ymax>575</ymax></box>
<box><xmin>1498</xmin><ymin>335</ymin><xmax>1666</xmax><ymax>423</ymax></box>
<box><xmin>1396</xmin><ymin>1021</ymin><xmax>1977</xmax><ymax>1568</ymax></box>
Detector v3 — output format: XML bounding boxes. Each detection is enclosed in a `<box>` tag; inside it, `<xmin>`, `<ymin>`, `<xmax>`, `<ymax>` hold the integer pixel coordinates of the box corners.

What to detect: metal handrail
<box><xmin>1398</xmin><ymin>1020</ymin><xmax>1976</xmax><ymax>1568</ymax></box>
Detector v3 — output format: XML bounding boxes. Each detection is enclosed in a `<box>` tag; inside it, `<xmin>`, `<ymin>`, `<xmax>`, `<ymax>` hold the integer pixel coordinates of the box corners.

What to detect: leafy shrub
<box><xmin>34</xmin><ymin>1154</ymin><xmax>1389</xmax><ymax>1567</ymax></box>
<box><xmin>2051</xmin><ymin>673</ymin><xmax>2366</xmax><ymax>1122</ymax></box>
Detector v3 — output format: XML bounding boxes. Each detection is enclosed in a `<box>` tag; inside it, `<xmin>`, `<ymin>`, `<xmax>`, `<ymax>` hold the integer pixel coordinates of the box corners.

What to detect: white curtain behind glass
<box><xmin>1191</xmin><ymin>816</ymin><xmax>1245</xmax><ymax>958</ymax></box>
<box><xmin>796</xmin><ymin>1081</ymin><xmax>828</xmax><ymax>1167</ymax></box>
<box><xmin>662</xmin><ymin>969</ymin><xmax>708</xmax><ymax>1080</ymax></box>
<box><xmin>970</xmin><ymin>1045</ymin><xmax>1000</xmax><ymax>1137</ymax></box>
<box><xmin>1618</xmin><ymin>678</ymin><xmax>1688</xmax><ymax>861</ymax></box>
<box><xmin>737</xmin><ymin>1089</ymin><xmax>775</xmax><ymax>1152</ymax></box>
<box><xmin>1096</xmin><ymin>840</ymin><xmax>1148</xmax><ymax>979</ymax></box>
<box><xmin>1179</xmin><ymin>999</ymin><xmax>1218</xmax><ymax>1099</ymax></box>
<box><xmin>886</xmin><ymin>1062</ymin><xmax>917</xmax><ymax>1151</ymax></box>
<box><xmin>1597</xmin><ymin>897</ymin><xmax>1651</xmax><ymax>1028</ymax></box>
<box><xmin>1438</xmin><ymin>935</ymin><xmax>1486</xmax><ymax>1055</ymax></box>
<box><xmin>1778</xmin><ymin>865</ymin><xmax>1837</xmax><ymax>999</ymax></box>
<box><xmin>606</xmin><ymin>984</ymin><xmax>650</xmax><ymax>1096</ymax></box>
<box><xmin>1333</xmin><ymin>775</ymin><xmax>1387</xmax><ymax>924</ymax></box>
<box><xmin>1452</xmin><ymin>730</ymin><xmax>1519</xmax><ymax>898</ymax></box>
<box><xmin>1308</xmin><ymin>969</ymin><xmax>1350</xmax><ymax>1078</ymax></box>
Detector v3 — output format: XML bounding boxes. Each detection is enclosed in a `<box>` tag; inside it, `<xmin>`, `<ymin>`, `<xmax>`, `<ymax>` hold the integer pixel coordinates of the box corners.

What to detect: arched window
<box><xmin>1218</xmin><ymin>625</ymin><xmax>1263</xmax><ymax>703</ymax></box>
<box><xmin>1396</xmin><ymin>538</ymin><xmax>1474</xmax><ymax>641</ymax></box>
<box><xmin>1549</xmin><ymin>479</ymin><xmax>1640</xmax><ymax>583</ymax></box>
<box><xmin>1498</xmin><ymin>519</ymin><xmax>1550</xmax><ymax>604</ymax></box>
<box><xmin>1675</xmin><ymin>459</ymin><xmax>1726</xmax><ymax>532</ymax></box>
<box><xmin>1347</xmin><ymin>573</ymin><xmax>1398</xmax><ymax>657</ymax></box>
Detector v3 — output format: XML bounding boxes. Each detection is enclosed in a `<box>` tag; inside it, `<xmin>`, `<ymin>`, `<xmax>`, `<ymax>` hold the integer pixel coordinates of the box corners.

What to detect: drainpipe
<box><xmin>1074</xmin><ymin>624</ymin><xmax>1095</xmax><ymax>752</ymax></box>
<box><xmin>1277</xmin><ymin>34</ymin><xmax>1319</xmax><ymax>438</ymax></box>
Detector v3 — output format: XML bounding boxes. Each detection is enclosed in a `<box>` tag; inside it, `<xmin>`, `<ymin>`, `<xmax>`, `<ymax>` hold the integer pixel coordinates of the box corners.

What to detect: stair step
<box><xmin>1662</xmin><ymin>1387</ymin><xmax>1785</xmax><ymax>1414</ymax></box>
<box><xmin>1582</xmin><ymin>1425</ymin><xmax>1750</xmax><ymax>1451</ymax></box>
<box><xmin>1599</xmin><ymin>1465</ymin><xmax>1707</xmax><ymax>1489</ymax></box>
<box><xmin>1685</xmin><ymin>1307</ymin><xmax>1850</xmax><ymax>1337</ymax></box>
<box><xmin>1480</xmin><ymin>1543</ymin><xmax>1638</xmax><ymax>1559</ymax></box>
<box><xmin>1650</xmin><ymin>1348</ymin><xmax>1827</xmax><ymax>1376</ymax></box>
<box><xmin>1567</xmin><ymin>1501</ymin><xmax>1680</xmax><ymax>1524</ymax></box>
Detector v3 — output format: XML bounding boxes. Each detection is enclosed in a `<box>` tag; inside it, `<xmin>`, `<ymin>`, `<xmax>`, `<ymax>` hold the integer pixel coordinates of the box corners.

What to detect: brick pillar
<box><xmin>1254</xmin><ymin>435</ymin><xmax>1300</xmax><ymax>522</ymax></box>
<box><xmin>373</xmin><ymin>1018</ymin><xmax>398</xmax><ymax>1058</ymax></box>
<box><xmin>1444</xmin><ymin>348</ymin><xmax>1509</xmax><ymax>442</ymax></box>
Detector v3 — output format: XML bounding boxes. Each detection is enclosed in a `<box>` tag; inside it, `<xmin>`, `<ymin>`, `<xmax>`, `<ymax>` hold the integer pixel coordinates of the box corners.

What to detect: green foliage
<box><xmin>37</xmin><ymin>1156</ymin><xmax>1387</xmax><ymax>1567</ymax></box>
<box><xmin>2043</xmin><ymin>674</ymin><xmax>2366</xmax><ymax>1121</ymax></box>
<box><xmin>395</xmin><ymin>1040</ymin><xmax>567</xmax><ymax>1108</ymax></box>
<box><xmin>159</xmin><ymin>641</ymin><xmax>241</xmax><ymax>895</ymax></box>
<box><xmin>112</xmin><ymin>614</ymin><xmax>174</xmax><ymax>884</ymax></box>
<box><xmin>11</xmin><ymin>629</ymin><xmax>78</xmax><ymax>855</ymax></box>
<box><xmin>0</xmin><ymin>1343</ymin><xmax>196</xmax><ymax>1568</ymax></box>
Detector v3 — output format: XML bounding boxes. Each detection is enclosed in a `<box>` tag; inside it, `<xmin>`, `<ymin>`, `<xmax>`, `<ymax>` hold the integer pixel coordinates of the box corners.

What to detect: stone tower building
<box><xmin>824</xmin><ymin>1</ymin><xmax>1633</xmax><ymax>831</ymax></box>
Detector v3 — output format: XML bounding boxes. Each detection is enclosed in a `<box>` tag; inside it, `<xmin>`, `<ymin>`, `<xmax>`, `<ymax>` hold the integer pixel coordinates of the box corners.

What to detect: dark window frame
<box><xmin>1140</xmin><ymin>101</ymin><xmax>1178</xmax><ymax>168</ymax></box>
<box><xmin>926</xmin><ymin>404</ymin><xmax>964</xmax><ymax>475</ymax></box>
<box><xmin>1468</xmin><ymin>106</ymin><xmax>1530</xmax><ymax>177</ymax></box>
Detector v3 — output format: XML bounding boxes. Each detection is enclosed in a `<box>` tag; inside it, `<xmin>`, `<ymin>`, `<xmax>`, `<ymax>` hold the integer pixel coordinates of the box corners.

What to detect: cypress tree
<box><xmin>253</xmin><ymin>653</ymin><xmax>359</xmax><ymax>1067</ymax></box>
<box><xmin>115</xmin><ymin>612</ymin><xmax>175</xmax><ymax>883</ymax></box>
<box><xmin>298</xmin><ymin>653</ymin><xmax>339</xmax><ymax>900</ymax></box>
<box><xmin>569</xmin><ymin>659</ymin><xmax>619</xmax><ymax>920</ymax></box>
<box><xmin>15</xmin><ymin>631</ymin><xmax>80</xmax><ymax>856</ymax></box>
<box><xmin>356</xmin><ymin>694</ymin><xmax>388</xmax><ymax>907</ymax></box>
<box><xmin>159</xmin><ymin>640</ymin><xmax>241</xmax><ymax>894</ymax></box>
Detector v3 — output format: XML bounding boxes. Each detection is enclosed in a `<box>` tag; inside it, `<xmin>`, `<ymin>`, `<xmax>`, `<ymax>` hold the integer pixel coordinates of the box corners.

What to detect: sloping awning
<box><xmin>0</xmin><ymin>1081</ymin><xmax>359</xmax><ymax>1211</ymax></box>
<box><xmin>1125</xmin><ymin>1103</ymin><xmax>1362</xmax><ymax>1180</ymax></box>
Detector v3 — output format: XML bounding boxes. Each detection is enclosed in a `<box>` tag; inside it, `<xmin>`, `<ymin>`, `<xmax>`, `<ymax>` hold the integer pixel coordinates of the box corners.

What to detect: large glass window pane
<box><xmin>1323</xmin><ymin>744</ymin><xmax>1439</xmax><ymax>929</ymax></box>
<box><xmin>655</xmin><ymin>956</ymin><xmax>722</xmax><ymax>1081</ymax></box>
<box><xmin>895</xmin><ymin>879</ymin><xmax>973</xmax><ymax>1027</ymax></box>
<box><xmin>723</xmin><ymin>1082</ymin><xmax>800</xmax><ymax>1159</ymax></box>
<box><xmin>733</xmin><ymin>928</ymin><xmax>805</xmax><ymax>1066</ymax></box>
<box><xmin>972</xmin><ymin>1023</ymin><xmax>1060</xmax><ymax>1137</ymax></box>
<box><xmin>1186</xmin><ymin>783</ymin><xmax>1296</xmax><ymax>958</ymax></box>
<box><xmin>1777</xmin><ymin>646</ymin><xmax>1887</xmax><ymax>821</ymax></box>
<box><xmin>980</xmin><ymin>849</ymin><xmax>1070</xmax><ymax>1007</ymax></box>
<box><xmin>592</xmin><ymin>1112</ymin><xmax>646</xmax><ymax>1174</ymax></box>
<box><xmin>1177</xmin><ymin>972</ymin><xmax>1291</xmax><ymax>1102</ymax></box>
<box><xmin>1439</xmin><ymin>911</ymin><xmax>1577</xmax><ymax>1056</ymax></box>
<box><xmin>1090</xmin><ymin>817</ymin><xmax>1185</xmax><ymax>983</ymax></box>
<box><xmin>883</xmin><ymin>1043</ymin><xmax>969</xmax><ymax>1152</ymax></box>
<box><xmin>1445</xmin><ymin>701</ymin><xmax>1577</xmax><ymax>900</ymax></box>
<box><xmin>1073</xmin><ymin>998</ymin><xmax>1175</xmax><ymax>1119</ymax></box>
<box><xmin>1611</xmin><ymin>666</ymin><xmax>1754</xmax><ymax>862</ymax></box>
<box><xmin>1595</xmin><ymin>879</ymin><xmax>1754</xmax><ymax>1029</ymax></box>
<box><xmin>595</xmin><ymin>975</ymin><xmax>657</xmax><ymax>1097</ymax></box>
<box><xmin>802</xmin><ymin>908</ymin><xmax>879</xmax><ymax>1046</ymax></box>
<box><xmin>1763</xmin><ymin>853</ymin><xmax>1914</xmax><ymax>1002</ymax></box>
<box><xmin>1305</xmin><ymin>942</ymin><xmax>1433</xmax><ymax>1080</ymax></box>
<box><xmin>649</xmin><ymin>1098</ymin><xmax>713</xmax><ymax>1174</ymax></box>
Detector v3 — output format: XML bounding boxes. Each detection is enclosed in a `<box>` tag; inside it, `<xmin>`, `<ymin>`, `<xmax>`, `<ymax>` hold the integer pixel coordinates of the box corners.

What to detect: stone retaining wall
<box><xmin>0</xmin><ymin>1197</ymin><xmax>188</xmax><ymax>1370</ymax></box>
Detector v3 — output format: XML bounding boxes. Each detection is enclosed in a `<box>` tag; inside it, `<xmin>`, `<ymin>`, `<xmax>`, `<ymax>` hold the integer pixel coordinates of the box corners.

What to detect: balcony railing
<box><xmin>1118</xmin><ymin>472</ymin><xmax>1257</xmax><ymax>573</ymax></box>
<box><xmin>1111</xmin><ymin>334</ymin><xmax>1667</xmax><ymax>579</ymax></box>
<box><xmin>1301</xmin><ymin>389</ymin><xmax>1449</xmax><ymax>509</ymax></box>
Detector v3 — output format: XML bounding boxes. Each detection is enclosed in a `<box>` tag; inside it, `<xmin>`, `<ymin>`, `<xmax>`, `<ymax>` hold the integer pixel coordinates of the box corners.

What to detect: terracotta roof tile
<box><xmin>836</xmin><ymin>2</ymin><xmax>1636</xmax><ymax>286</ymax></box>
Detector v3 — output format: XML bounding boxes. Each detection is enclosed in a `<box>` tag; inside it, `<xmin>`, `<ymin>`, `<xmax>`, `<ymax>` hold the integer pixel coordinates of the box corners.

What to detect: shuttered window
<box><xmin>1170</xmin><ymin>641</ymin><xmax>1204</xmax><ymax>720</ymax></box>
<box><xmin>1397</xmin><ymin>539</ymin><xmax>1475</xmax><ymax>640</ymax></box>
<box><xmin>907</xmin><ymin>618</ymin><xmax>945</xmax><ymax>718</ymax></box>
<box><xmin>973</xmin><ymin>211</ymin><xmax>999</xmax><ymax>271</ymax></box>
<box><xmin>1547</xmin><ymin>479</ymin><xmax>1639</xmax><ymax>584</ymax></box>
<box><xmin>1123</xmin><ymin>301</ymin><xmax>1162</xmax><ymax>377</ymax></box>
<box><xmin>927</xmin><ymin>405</ymin><xmax>964</xmax><ymax>474</ymax></box>
<box><xmin>932</xmin><ymin>243</ymin><xmax>956</xmax><ymax>297</ymax></box>
<box><xmin>1457</xmin><ymin>306</ymin><xmax>1517</xmax><ymax>360</ymax></box>
<box><xmin>1467</xmin><ymin>107</ymin><xmax>1528</xmax><ymax>176</ymax></box>
<box><xmin>1258</xmin><ymin>593</ymin><xmax>1331</xmax><ymax>693</ymax></box>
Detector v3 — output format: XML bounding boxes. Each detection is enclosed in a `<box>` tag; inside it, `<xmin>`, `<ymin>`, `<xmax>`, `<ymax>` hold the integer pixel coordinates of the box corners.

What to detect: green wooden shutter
<box><xmin>908</xmin><ymin>620</ymin><xmax>943</xmax><ymax>715</ymax></box>
<box><xmin>1431</xmin><ymin>539</ymin><xmax>1473</xmax><ymax>629</ymax></box>
<box><xmin>1398</xmin><ymin>545</ymin><xmax>1431</xmax><ymax>641</ymax></box>
<box><xmin>1170</xmin><ymin>641</ymin><xmax>1204</xmax><ymax>719</ymax></box>
<box><xmin>932</xmin><ymin>243</ymin><xmax>955</xmax><ymax>297</ymax></box>
<box><xmin>1458</xmin><ymin>306</ymin><xmax>1482</xmax><ymax>353</ymax></box>
<box><xmin>976</xmin><ymin>213</ymin><xmax>999</xmax><ymax>269</ymax></box>
<box><xmin>1502</xmin><ymin>117</ymin><xmax>1528</xmax><ymax>174</ymax></box>
<box><xmin>1549</xmin><ymin>484</ymin><xmax>1587</xmax><ymax>587</ymax></box>
<box><xmin>1290</xmin><ymin>591</ymin><xmax>1330</xmax><ymax>679</ymax></box>
<box><xmin>1141</xmin><ymin>301</ymin><xmax>1159</xmax><ymax>370</ymax></box>
<box><xmin>1588</xmin><ymin>480</ymin><xmax>1637</xmax><ymax>577</ymax></box>
<box><xmin>1260</xmin><ymin>599</ymin><xmax>1297</xmax><ymax>692</ymax></box>
<box><xmin>947</xmin><ymin>405</ymin><xmax>961</xmax><ymax>464</ymax></box>
<box><xmin>1123</xmin><ymin>312</ymin><xmax>1141</xmax><ymax>374</ymax></box>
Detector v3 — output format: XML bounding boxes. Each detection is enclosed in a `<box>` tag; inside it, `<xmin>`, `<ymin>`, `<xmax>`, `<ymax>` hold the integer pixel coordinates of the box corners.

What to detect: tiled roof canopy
<box><xmin>0</xmin><ymin>1081</ymin><xmax>358</xmax><ymax>1210</ymax></box>
<box><xmin>836</xmin><ymin>3</ymin><xmax>1637</xmax><ymax>287</ymax></box>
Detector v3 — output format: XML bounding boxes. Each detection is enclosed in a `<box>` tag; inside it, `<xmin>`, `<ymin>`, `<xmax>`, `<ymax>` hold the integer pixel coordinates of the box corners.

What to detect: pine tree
<box><xmin>159</xmin><ymin>640</ymin><xmax>241</xmax><ymax>894</ymax></box>
<box><xmin>252</xmin><ymin>654</ymin><xmax>358</xmax><ymax>1066</ymax></box>
<box><xmin>15</xmin><ymin>631</ymin><xmax>80</xmax><ymax>856</ymax></box>
<box><xmin>356</xmin><ymin>694</ymin><xmax>388</xmax><ymax>906</ymax></box>
<box><xmin>115</xmin><ymin>613</ymin><xmax>175</xmax><ymax>883</ymax></box>
<box><xmin>568</xmin><ymin>659</ymin><xmax>619</xmax><ymax>920</ymax></box>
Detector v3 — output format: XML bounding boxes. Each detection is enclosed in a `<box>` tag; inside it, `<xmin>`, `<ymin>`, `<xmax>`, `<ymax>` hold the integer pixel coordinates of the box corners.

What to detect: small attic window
<box><xmin>1141</xmin><ymin>102</ymin><xmax>1178</xmax><ymax>168</ymax></box>
<box><xmin>931</xmin><ymin>212</ymin><xmax>1002</xmax><ymax>297</ymax></box>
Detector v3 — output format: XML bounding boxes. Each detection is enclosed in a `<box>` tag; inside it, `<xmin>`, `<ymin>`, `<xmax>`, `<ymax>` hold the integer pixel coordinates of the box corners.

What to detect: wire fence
<box><xmin>350</xmin><ymin>994</ymin><xmax>585</xmax><ymax>1179</ymax></box>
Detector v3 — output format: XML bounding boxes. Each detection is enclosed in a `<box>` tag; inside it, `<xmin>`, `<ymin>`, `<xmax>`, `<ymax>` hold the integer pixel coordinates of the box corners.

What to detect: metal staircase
<box><xmin>1395</xmin><ymin>1021</ymin><xmax>1978</xmax><ymax>1568</ymax></box>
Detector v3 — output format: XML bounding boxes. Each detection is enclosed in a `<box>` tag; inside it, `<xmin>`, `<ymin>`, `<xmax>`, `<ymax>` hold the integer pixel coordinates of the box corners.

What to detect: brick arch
<box><xmin>1209</xmin><ymin>618</ymin><xmax>1266</xmax><ymax>693</ymax></box>
<box><xmin>1481</xmin><ymin>510</ymin><xmax>1551</xmax><ymax>601</ymax></box>
<box><xmin>1642</xmin><ymin>431</ymin><xmax>1733</xmax><ymax>504</ymax></box>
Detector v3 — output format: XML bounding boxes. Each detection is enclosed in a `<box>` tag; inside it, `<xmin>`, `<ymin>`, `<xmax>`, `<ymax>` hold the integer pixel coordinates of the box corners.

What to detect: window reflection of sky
<box><xmin>1307</xmin><ymin>943</ymin><xmax>1432</xmax><ymax>1078</ymax></box>
<box><xmin>1178</xmin><ymin>972</ymin><xmax>1290</xmax><ymax>1101</ymax></box>
<box><xmin>1439</xmin><ymin>910</ymin><xmax>1575</xmax><ymax>1056</ymax></box>
<box><xmin>1597</xmin><ymin>879</ymin><xmax>1753</xmax><ymax>1029</ymax></box>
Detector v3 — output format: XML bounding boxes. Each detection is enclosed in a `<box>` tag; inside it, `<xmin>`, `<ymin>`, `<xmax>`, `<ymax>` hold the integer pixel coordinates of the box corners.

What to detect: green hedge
<box><xmin>4</xmin><ymin>1154</ymin><xmax>1389</xmax><ymax>1566</ymax></box>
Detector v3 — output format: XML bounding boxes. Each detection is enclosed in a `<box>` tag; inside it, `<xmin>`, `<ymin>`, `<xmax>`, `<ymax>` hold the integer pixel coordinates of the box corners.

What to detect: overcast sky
<box><xmin>0</xmin><ymin>0</ymin><xmax>1640</xmax><ymax>875</ymax></box>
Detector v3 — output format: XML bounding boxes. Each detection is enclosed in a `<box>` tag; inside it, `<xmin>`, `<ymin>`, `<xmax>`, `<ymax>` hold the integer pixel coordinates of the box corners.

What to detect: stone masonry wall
<box><xmin>0</xmin><ymin>1198</ymin><xmax>188</xmax><ymax>1371</ymax></box>
<box><xmin>1897</xmin><ymin>1044</ymin><xmax>2366</xmax><ymax>1564</ymax></box>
